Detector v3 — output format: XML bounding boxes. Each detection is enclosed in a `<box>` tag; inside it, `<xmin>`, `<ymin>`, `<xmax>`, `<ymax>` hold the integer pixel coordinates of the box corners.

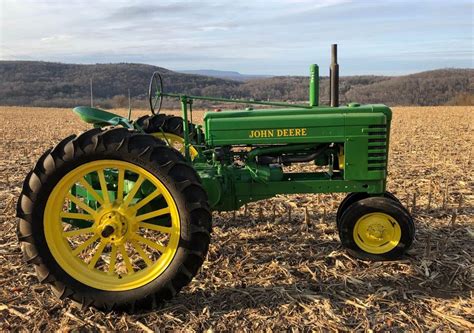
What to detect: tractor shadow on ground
<box><xmin>160</xmin><ymin>213</ymin><xmax>472</xmax><ymax>317</ymax></box>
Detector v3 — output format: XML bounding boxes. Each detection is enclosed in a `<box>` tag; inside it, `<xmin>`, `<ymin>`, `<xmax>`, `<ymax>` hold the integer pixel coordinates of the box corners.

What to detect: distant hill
<box><xmin>0</xmin><ymin>61</ymin><xmax>472</xmax><ymax>108</ymax></box>
<box><xmin>179</xmin><ymin>69</ymin><xmax>272</xmax><ymax>81</ymax></box>
<box><xmin>0</xmin><ymin>61</ymin><xmax>240</xmax><ymax>108</ymax></box>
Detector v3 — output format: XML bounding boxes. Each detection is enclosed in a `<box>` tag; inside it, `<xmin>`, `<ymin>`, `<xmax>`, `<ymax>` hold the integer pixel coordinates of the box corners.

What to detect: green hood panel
<box><xmin>203</xmin><ymin>104</ymin><xmax>391</xmax><ymax>146</ymax></box>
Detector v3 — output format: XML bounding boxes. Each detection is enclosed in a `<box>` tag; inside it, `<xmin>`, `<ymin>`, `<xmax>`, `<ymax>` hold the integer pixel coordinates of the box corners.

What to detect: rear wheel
<box><xmin>338</xmin><ymin>197</ymin><xmax>415</xmax><ymax>261</ymax></box>
<box><xmin>136</xmin><ymin>114</ymin><xmax>202</xmax><ymax>159</ymax></box>
<box><xmin>17</xmin><ymin>128</ymin><xmax>211</xmax><ymax>311</ymax></box>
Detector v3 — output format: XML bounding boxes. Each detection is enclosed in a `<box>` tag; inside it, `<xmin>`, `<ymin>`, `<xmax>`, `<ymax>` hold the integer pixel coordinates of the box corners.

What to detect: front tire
<box><xmin>338</xmin><ymin>197</ymin><xmax>415</xmax><ymax>261</ymax></box>
<box><xmin>17</xmin><ymin>128</ymin><xmax>211</xmax><ymax>311</ymax></box>
<box><xmin>336</xmin><ymin>191</ymin><xmax>403</xmax><ymax>229</ymax></box>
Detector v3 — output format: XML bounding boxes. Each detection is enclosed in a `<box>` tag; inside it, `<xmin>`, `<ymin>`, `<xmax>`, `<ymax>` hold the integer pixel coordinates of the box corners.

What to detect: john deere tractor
<box><xmin>17</xmin><ymin>45</ymin><xmax>415</xmax><ymax>311</ymax></box>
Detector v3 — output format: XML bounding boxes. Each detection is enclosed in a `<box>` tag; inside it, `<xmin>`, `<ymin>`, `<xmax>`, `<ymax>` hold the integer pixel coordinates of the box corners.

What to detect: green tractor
<box><xmin>17</xmin><ymin>45</ymin><xmax>414</xmax><ymax>311</ymax></box>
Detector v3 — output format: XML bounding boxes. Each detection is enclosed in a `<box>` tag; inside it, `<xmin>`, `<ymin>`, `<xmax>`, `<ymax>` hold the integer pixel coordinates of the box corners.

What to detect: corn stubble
<box><xmin>0</xmin><ymin>106</ymin><xmax>472</xmax><ymax>331</ymax></box>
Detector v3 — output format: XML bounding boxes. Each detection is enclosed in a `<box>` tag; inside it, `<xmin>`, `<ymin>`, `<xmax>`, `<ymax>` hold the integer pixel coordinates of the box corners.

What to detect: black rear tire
<box><xmin>17</xmin><ymin>128</ymin><xmax>211</xmax><ymax>311</ymax></box>
<box><xmin>136</xmin><ymin>113</ymin><xmax>203</xmax><ymax>144</ymax></box>
<box><xmin>338</xmin><ymin>197</ymin><xmax>415</xmax><ymax>261</ymax></box>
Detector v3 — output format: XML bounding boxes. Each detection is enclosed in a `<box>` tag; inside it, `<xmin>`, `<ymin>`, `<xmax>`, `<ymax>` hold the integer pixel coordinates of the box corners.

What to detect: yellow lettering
<box><xmin>251</xmin><ymin>128</ymin><xmax>308</xmax><ymax>138</ymax></box>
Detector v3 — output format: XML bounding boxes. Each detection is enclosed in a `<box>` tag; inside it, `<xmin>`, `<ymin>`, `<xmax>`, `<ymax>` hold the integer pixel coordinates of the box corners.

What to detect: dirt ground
<box><xmin>0</xmin><ymin>106</ymin><xmax>472</xmax><ymax>331</ymax></box>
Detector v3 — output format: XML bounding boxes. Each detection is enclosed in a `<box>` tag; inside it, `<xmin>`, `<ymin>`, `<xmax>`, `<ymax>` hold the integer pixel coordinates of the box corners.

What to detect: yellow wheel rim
<box><xmin>44</xmin><ymin>160</ymin><xmax>180</xmax><ymax>291</ymax></box>
<box><xmin>152</xmin><ymin>132</ymin><xmax>199</xmax><ymax>160</ymax></box>
<box><xmin>353</xmin><ymin>213</ymin><xmax>401</xmax><ymax>254</ymax></box>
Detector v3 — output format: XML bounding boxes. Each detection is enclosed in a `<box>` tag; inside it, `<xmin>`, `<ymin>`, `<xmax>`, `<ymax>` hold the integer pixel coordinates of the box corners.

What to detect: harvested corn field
<box><xmin>0</xmin><ymin>106</ymin><xmax>473</xmax><ymax>331</ymax></box>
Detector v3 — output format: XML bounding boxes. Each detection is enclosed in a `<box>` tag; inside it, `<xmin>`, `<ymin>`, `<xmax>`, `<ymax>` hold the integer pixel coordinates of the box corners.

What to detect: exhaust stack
<box><xmin>329</xmin><ymin>44</ymin><xmax>339</xmax><ymax>107</ymax></box>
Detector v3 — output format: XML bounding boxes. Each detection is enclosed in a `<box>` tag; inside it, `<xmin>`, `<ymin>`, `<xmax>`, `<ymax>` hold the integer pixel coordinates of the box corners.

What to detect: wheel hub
<box><xmin>353</xmin><ymin>212</ymin><xmax>402</xmax><ymax>254</ymax></box>
<box><xmin>97</xmin><ymin>210</ymin><xmax>129</xmax><ymax>244</ymax></box>
<box><xmin>366</xmin><ymin>224</ymin><xmax>385</xmax><ymax>241</ymax></box>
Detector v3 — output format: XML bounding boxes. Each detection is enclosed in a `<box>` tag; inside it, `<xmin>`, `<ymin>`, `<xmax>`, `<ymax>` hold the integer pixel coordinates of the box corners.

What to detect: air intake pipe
<box><xmin>309</xmin><ymin>64</ymin><xmax>319</xmax><ymax>107</ymax></box>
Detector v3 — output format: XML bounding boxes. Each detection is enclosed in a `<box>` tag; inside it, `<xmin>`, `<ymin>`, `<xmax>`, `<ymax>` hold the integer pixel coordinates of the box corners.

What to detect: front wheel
<box><xmin>336</xmin><ymin>191</ymin><xmax>404</xmax><ymax>229</ymax></box>
<box><xmin>338</xmin><ymin>197</ymin><xmax>415</xmax><ymax>261</ymax></box>
<box><xmin>17</xmin><ymin>128</ymin><xmax>211</xmax><ymax>311</ymax></box>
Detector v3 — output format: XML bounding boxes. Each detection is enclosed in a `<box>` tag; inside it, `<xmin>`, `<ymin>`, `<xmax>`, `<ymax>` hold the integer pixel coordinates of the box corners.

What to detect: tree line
<box><xmin>0</xmin><ymin>61</ymin><xmax>472</xmax><ymax>109</ymax></box>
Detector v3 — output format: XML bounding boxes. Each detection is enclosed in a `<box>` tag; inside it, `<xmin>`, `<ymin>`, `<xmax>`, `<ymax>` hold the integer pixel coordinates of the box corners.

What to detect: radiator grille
<box><xmin>367</xmin><ymin>125</ymin><xmax>387</xmax><ymax>171</ymax></box>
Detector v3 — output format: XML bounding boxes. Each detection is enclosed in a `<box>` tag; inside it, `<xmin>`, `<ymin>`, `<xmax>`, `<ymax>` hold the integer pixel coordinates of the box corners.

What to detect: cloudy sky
<box><xmin>1</xmin><ymin>0</ymin><xmax>472</xmax><ymax>75</ymax></box>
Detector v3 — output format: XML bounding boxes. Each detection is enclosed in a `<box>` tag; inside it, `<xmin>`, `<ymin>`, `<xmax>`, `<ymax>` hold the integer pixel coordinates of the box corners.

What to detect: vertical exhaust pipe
<box><xmin>329</xmin><ymin>44</ymin><xmax>339</xmax><ymax>107</ymax></box>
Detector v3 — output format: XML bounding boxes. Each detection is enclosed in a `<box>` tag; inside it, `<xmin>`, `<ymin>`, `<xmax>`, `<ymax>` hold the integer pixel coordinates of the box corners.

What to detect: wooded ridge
<box><xmin>0</xmin><ymin>61</ymin><xmax>472</xmax><ymax>108</ymax></box>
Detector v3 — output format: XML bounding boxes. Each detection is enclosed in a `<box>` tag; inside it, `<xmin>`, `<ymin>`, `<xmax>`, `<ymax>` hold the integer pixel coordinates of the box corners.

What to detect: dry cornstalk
<box><xmin>425</xmin><ymin>233</ymin><xmax>431</xmax><ymax>257</ymax></box>
<box><xmin>304</xmin><ymin>207</ymin><xmax>311</xmax><ymax>227</ymax></box>
<box><xmin>411</xmin><ymin>192</ymin><xmax>417</xmax><ymax>213</ymax></box>
<box><xmin>320</xmin><ymin>206</ymin><xmax>327</xmax><ymax>224</ymax></box>
<box><xmin>450</xmin><ymin>210</ymin><xmax>457</xmax><ymax>227</ymax></box>
<box><xmin>457</xmin><ymin>195</ymin><xmax>463</xmax><ymax>210</ymax></box>
<box><xmin>426</xmin><ymin>180</ymin><xmax>432</xmax><ymax>210</ymax></box>
<box><xmin>442</xmin><ymin>181</ymin><xmax>449</xmax><ymax>210</ymax></box>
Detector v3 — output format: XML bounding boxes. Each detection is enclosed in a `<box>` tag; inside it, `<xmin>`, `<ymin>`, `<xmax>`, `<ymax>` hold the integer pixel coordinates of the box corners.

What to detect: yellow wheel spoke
<box><xmin>71</xmin><ymin>234</ymin><xmax>100</xmax><ymax>256</ymax></box>
<box><xmin>122</xmin><ymin>175</ymin><xmax>145</xmax><ymax>208</ymax></box>
<box><xmin>62</xmin><ymin>226</ymin><xmax>94</xmax><ymax>238</ymax></box>
<box><xmin>134</xmin><ymin>234</ymin><xmax>166</xmax><ymax>253</ymax></box>
<box><xmin>119</xmin><ymin>244</ymin><xmax>134</xmax><ymax>274</ymax></box>
<box><xmin>97</xmin><ymin>169</ymin><xmax>110</xmax><ymax>204</ymax></box>
<box><xmin>135</xmin><ymin>207</ymin><xmax>170</xmax><ymax>222</ymax></box>
<box><xmin>66</xmin><ymin>193</ymin><xmax>97</xmax><ymax>216</ymax></box>
<box><xmin>88</xmin><ymin>241</ymin><xmax>107</xmax><ymax>269</ymax></box>
<box><xmin>78</xmin><ymin>177</ymin><xmax>104</xmax><ymax>205</ymax></box>
<box><xmin>138</xmin><ymin>222</ymin><xmax>172</xmax><ymax>234</ymax></box>
<box><xmin>131</xmin><ymin>241</ymin><xmax>153</xmax><ymax>266</ymax></box>
<box><xmin>116</xmin><ymin>168</ymin><xmax>125</xmax><ymax>202</ymax></box>
<box><xmin>60</xmin><ymin>212</ymin><xmax>94</xmax><ymax>221</ymax></box>
<box><xmin>132</xmin><ymin>189</ymin><xmax>162</xmax><ymax>211</ymax></box>
<box><xmin>108</xmin><ymin>244</ymin><xmax>118</xmax><ymax>275</ymax></box>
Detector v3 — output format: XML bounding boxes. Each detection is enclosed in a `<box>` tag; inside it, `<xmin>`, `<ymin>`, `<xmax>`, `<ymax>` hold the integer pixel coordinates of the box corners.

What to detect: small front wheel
<box><xmin>338</xmin><ymin>197</ymin><xmax>415</xmax><ymax>261</ymax></box>
<box><xmin>336</xmin><ymin>191</ymin><xmax>403</xmax><ymax>229</ymax></box>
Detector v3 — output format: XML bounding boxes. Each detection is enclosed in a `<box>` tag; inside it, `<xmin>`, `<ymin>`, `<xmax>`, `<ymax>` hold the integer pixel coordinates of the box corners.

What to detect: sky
<box><xmin>0</xmin><ymin>0</ymin><xmax>472</xmax><ymax>75</ymax></box>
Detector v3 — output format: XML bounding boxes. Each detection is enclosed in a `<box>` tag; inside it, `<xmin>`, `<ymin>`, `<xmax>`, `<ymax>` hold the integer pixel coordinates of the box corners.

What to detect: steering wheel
<box><xmin>148</xmin><ymin>71</ymin><xmax>163</xmax><ymax>115</ymax></box>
